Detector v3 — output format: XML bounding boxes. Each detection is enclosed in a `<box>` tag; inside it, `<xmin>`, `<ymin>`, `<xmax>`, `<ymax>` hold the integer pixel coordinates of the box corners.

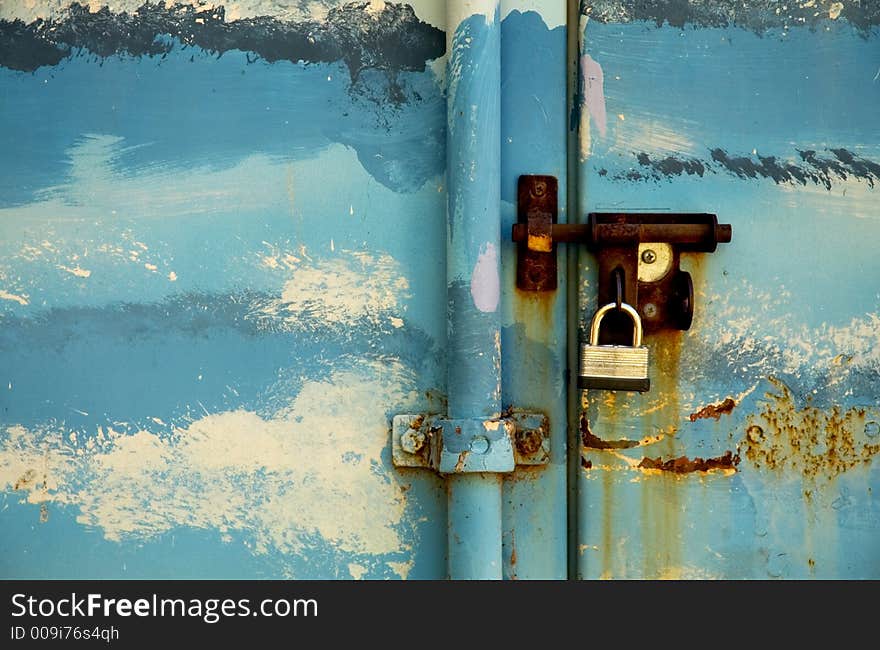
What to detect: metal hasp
<box><xmin>392</xmin><ymin>413</ymin><xmax>550</xmax><ymax>472</ymax></box>
<box><xmin>512</xmin><ymin>196</ymin><xmax>732</xmax><ymax>342</ymax></box>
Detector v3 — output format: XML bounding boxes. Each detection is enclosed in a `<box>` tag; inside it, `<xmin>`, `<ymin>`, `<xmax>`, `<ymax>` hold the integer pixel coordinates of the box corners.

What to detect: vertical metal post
<box><xmin>445</xmin><ymin>0</ymin><xmax>502</xmax><ymax>580</ymax></box>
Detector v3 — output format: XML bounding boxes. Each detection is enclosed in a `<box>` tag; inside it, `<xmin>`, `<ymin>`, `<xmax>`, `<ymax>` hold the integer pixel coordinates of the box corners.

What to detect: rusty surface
<box><xmin>581</xmin><ymin>457</ymin><xmax>592</xmax><ymax>469</ymax></box>
<box><xmin>515</xmin><ymin>175</ymin><xmax>558</xmax><ymax>291</ymax></box>
<box><xmin>741</xmin><ymin>377</ymin><xmax>880</xmax><ymax>480</ymax></box>
<box><xmin>515</xmin><ymin>427</ymin><xmax>544</xmax><ymax>455</ymax></box>
<box><xmin>580</xmin><ymin>415</ymin><xmax>639</xmax><ymax>449</ymax></box>
<box><xmin>689</xmin><ymin>397</ymin><xmax>737</xmax><ymax>422</ymax></box>
<box><xmin>638</xmin><ymin>450</ymin><xmax>740</xmax><ymax>473</ymax></box>
<box><xmin>511</xmin><ymin>217</ymin><xmax>731</xmax><ymax>249</ymax></box>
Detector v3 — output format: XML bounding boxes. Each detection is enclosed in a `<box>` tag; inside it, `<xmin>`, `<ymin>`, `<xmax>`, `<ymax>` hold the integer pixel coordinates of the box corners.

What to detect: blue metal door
<box><xmin>2</xmin><ymin>0</ymin><xmax>878</xmax><ymax>580</ymax></box>
<box><xmin>575</xmin><ymin>1</ymin><xmax>880</xmax><ymax>579</ymax></box>
<box><xmin>0</xmin><ymin>0</ymin><xmax>571</xmax><ymax>580</ymax></box>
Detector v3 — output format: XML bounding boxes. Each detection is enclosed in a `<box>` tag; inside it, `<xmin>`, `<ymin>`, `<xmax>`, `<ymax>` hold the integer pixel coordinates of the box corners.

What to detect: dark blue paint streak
<box><xmin>0</xmin><ymin>46</ymin><xmax>444</xmax><ymax>205</ymax></box>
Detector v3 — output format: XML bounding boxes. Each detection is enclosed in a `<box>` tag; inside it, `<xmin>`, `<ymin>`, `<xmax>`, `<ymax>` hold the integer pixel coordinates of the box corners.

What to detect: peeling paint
<box><xmin>637</xmin><ymin>451</ymin><xmax>740</xmax><ymax>474</ymax></box>
<box><xmin>689</xmin><ymin>397</ymin><xmax>737</xmax><ymax>422</ymax></box>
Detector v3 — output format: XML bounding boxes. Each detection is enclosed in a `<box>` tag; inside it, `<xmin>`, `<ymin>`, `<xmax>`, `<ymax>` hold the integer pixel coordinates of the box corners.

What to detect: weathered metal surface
<box><xmin>391</xmin><ymin>412</ymin><xmax>549</xmax><ymax>472</ymax></box>
<box><xmin>516</xmin><ymin>175</ymin><xmax>558</xmax><ymax>291</ymax></box>
<box><xmin>0</xmin><ymin>0</ymin><xmax>454</xmax><ymax>581</ymax></box>
<box><xmin>499</xmin><ymin>0</ymin><xmax>569</xmax><ymax>580</ymax></box>
<box><xmin>576</xmin><ymin>0</ymin><xmax>880</xmax><ymax>579</ymax></box>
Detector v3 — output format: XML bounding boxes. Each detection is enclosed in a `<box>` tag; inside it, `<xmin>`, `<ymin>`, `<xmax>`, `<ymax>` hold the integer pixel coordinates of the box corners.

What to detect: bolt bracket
<box><xmin>392</xmin><ymin>412</ymin><xmax>550</xmax><ymax>474</ymax></box>
<box><xmin>512</xmin><ymin>176</ymin><xmax>732</xmax><ymax>342</ymax></box>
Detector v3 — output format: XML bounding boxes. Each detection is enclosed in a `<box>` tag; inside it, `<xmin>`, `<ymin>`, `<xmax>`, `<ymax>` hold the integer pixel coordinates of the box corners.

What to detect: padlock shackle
<box><xmin>589</xmin><ymin>302</ymin><xmax>643</xmax><ymax>347</ymax></box>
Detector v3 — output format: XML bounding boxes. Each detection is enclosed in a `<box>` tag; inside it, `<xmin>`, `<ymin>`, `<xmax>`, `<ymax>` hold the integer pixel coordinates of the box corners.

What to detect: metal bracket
<box><xmin>392</xmin><ymin>412</ymin><xmax>550</xmax><ymax>473</ymax></box>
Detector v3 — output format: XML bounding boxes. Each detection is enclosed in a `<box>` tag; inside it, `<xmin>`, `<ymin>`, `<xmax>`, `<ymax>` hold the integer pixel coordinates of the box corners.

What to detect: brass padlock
<box><xmin>579</xmin><ymin>302</ymin><xmax>650</xmax><ymax>392</ymax></box>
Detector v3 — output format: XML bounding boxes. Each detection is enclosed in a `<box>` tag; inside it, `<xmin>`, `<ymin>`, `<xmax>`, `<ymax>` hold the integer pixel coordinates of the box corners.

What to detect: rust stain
<box><xmin>510</xmin><ymin>530</ymin><xmax>517</xmax><ymax>567</ymax></box>
<box><xmin>689</xmin><ymin>397</ymin><xmax>737</xmax><ymax>422</ymax></box>
<box><xmin>741</xmin><ymin>377</ymin><xmax>880</xmax><ymax>480</ymax></box>
<box><xmin>515</xmin><ymin>427</ymin><xmax>544</xmax><ymax>455</ymax></box>
<box><xmin>638</xmin><ymin>450</ymin><xmax>740</xmax><ymax>474</ymax></box>
<box><xmin>453</xmin><ymin>451</ymin><xmax>469</xmax><ymax>473</ymax></box>
<box><xmin>513</xmin><ymin>287</ymin><xmax>556</xmax><ymax>343</ymax></box>
<box><xmin>581</xmin><ymin>457</ymin><xmax>593</xmax><ymax>469</ymax></box>
<box><xmin>581</xmin><ymin>415</ymin><xmax>639</xmax><ymax>449</ymax></box>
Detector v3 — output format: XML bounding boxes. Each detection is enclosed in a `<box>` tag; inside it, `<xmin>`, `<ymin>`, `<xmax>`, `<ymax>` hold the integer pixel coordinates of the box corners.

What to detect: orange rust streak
<box><xmin>637</xmin><ymin>450</ymin><xmax>740</xmax><ymax>473</ymax></box>
<box><xmin>580</xmin><ymin>415</ymin><xmax>639</xmax><ymax>449</ymax></box>
<box><xmin>689</xmin><ymin>397</ymin><xmax>737</xmax><ymax>422</ymax></box>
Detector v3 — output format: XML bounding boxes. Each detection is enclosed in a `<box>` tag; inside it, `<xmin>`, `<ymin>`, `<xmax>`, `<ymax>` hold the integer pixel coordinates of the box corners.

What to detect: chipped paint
<box><xmin>689</xmin><ymin>397</ymin><xmax>737</xmax><ymax>422</ymax></box>
<box><xmin>741</xmin><ymin>377</ymin><xmax>880</xmax><ymax>480</ymax></box>
<box><xmin>0</xmin><ymin>290</ymin><xmax>29</xmax><ymax>306</ymax></box>
<box><xmin>637</xmin><ymin>451</ymin><xmax>740</xmax><ymax>474</ymax></box>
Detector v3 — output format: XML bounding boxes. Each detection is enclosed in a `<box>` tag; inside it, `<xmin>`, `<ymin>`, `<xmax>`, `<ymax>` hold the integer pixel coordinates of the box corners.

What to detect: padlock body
<box><xmin>578</xmin><ymin>343</ymin><xmax>650</xmax><ymax>392</ymax></box>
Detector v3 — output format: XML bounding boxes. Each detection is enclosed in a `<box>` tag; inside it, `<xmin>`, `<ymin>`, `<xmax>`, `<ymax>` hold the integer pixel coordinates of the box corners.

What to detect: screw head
<box><xmin>641</xmin><ymin>249</ymin><xmax>657</xmax><ymax>264</ymax></box>
<box><xmin>643</xmin><ymin>302</ymin><xmax>658</xmax><ymax>318</ymax></box>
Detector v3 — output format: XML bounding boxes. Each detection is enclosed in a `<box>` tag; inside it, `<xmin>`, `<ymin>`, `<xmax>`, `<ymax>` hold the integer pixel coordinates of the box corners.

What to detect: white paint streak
<box><xmin>0</xmin><ymin>290</ymin><xmax>29</xmax><ymax>306</ymax></box>
<box><xmin>253</xmin><ymin>249</ymin><xmax>410</xmax><ymax>332</ymax></box>
<box><xmin>470</xmin><ymin>242</ymin><xmax>500</xmax><ymax>313</ymax></box>
<box><xmin>501</xmin><ymin>0</ymin><xmax>565</xmax><ymax>28</ymax></box>
<box><xmin>581</xmin><ymin>53</ymin><xmax>606</xmax><ymax>139</ymax></box>
<box><xmin>58</xmin><ymin>265</ymin><xmax>91</xmax><ymax>278</ymax></box>
<box><xmin>0</xmin><ymin>358</ymin><xmax>421</xmax><ymax>570</ymax></box>
<box><xmin>577</xmin><ymin>15</ymin><xmax>591</xmax><ymax>161</ymax></box>
<box><xmin>448</xmin><ymin>0</ymin><xmax>497</xmax><ymax>36</ymax></box>
<box><xmin>697</xmin><ymin>281</ymin><xmax>880</xmax><ymax>387</ymax></box>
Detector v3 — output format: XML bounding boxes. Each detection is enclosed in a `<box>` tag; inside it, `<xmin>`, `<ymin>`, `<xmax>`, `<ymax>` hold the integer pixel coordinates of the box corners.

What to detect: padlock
<box><xmin>579</xmin><ymin>301</ymin><xmax>650</xmax><ymax>392</ymax></box>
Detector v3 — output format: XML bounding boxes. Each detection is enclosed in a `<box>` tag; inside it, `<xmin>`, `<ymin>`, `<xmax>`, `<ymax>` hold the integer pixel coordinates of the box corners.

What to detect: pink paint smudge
<box><xmin>581</xmin><ymin>53</ymin><xmax>606</xmax><ymax>138</ymax></box>
<box><xmin>470</xmin><ymin>243</ymin><xmax>499</xmax><ymax>313</ymax></box>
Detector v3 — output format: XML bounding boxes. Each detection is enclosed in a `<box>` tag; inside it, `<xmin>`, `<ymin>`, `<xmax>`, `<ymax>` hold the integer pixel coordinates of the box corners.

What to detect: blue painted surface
<box><xmin>445</xmin><ymin>1</ymin><xmax>504</xmax><ymax>581</ymax></box>
<box><xmin>0</xmin><ymin>1</ymin><xmax>571</xmax><ymax>581</ymax></box>
<box><xmin>577</xmin><ymin>13</ymin><xmax>880</xmax><ymax>579</ymax></box>
<box><xmin>0</xmin><ymin>2</ymin><xmax>451</xmax><ymax>580</ymax></box>
<box><xmin>499</xmin><ymin>7</ymin><xmax>569</xmax><ymax>580</ymax></box>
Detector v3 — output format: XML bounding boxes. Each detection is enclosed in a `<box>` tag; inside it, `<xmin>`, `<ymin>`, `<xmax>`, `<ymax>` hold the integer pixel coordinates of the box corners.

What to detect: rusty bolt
<box><xmin>400</xmin><ymin>427</ymin><xmax>426</xmax><ymax>454</ymax></box>
<box><xmin>515</xmin><ymin>427</ymin><xmax>544</xmax><ymax>456</ymax></box>
<box><xmin>533</xmin><ymin>181</ymin><xmax>546</xmax><ymax>197</ymax></box>
<box><xmin>641</xmin><ymin>249</ymin><xmax>657</xmax><ymax>264</ymax></box>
